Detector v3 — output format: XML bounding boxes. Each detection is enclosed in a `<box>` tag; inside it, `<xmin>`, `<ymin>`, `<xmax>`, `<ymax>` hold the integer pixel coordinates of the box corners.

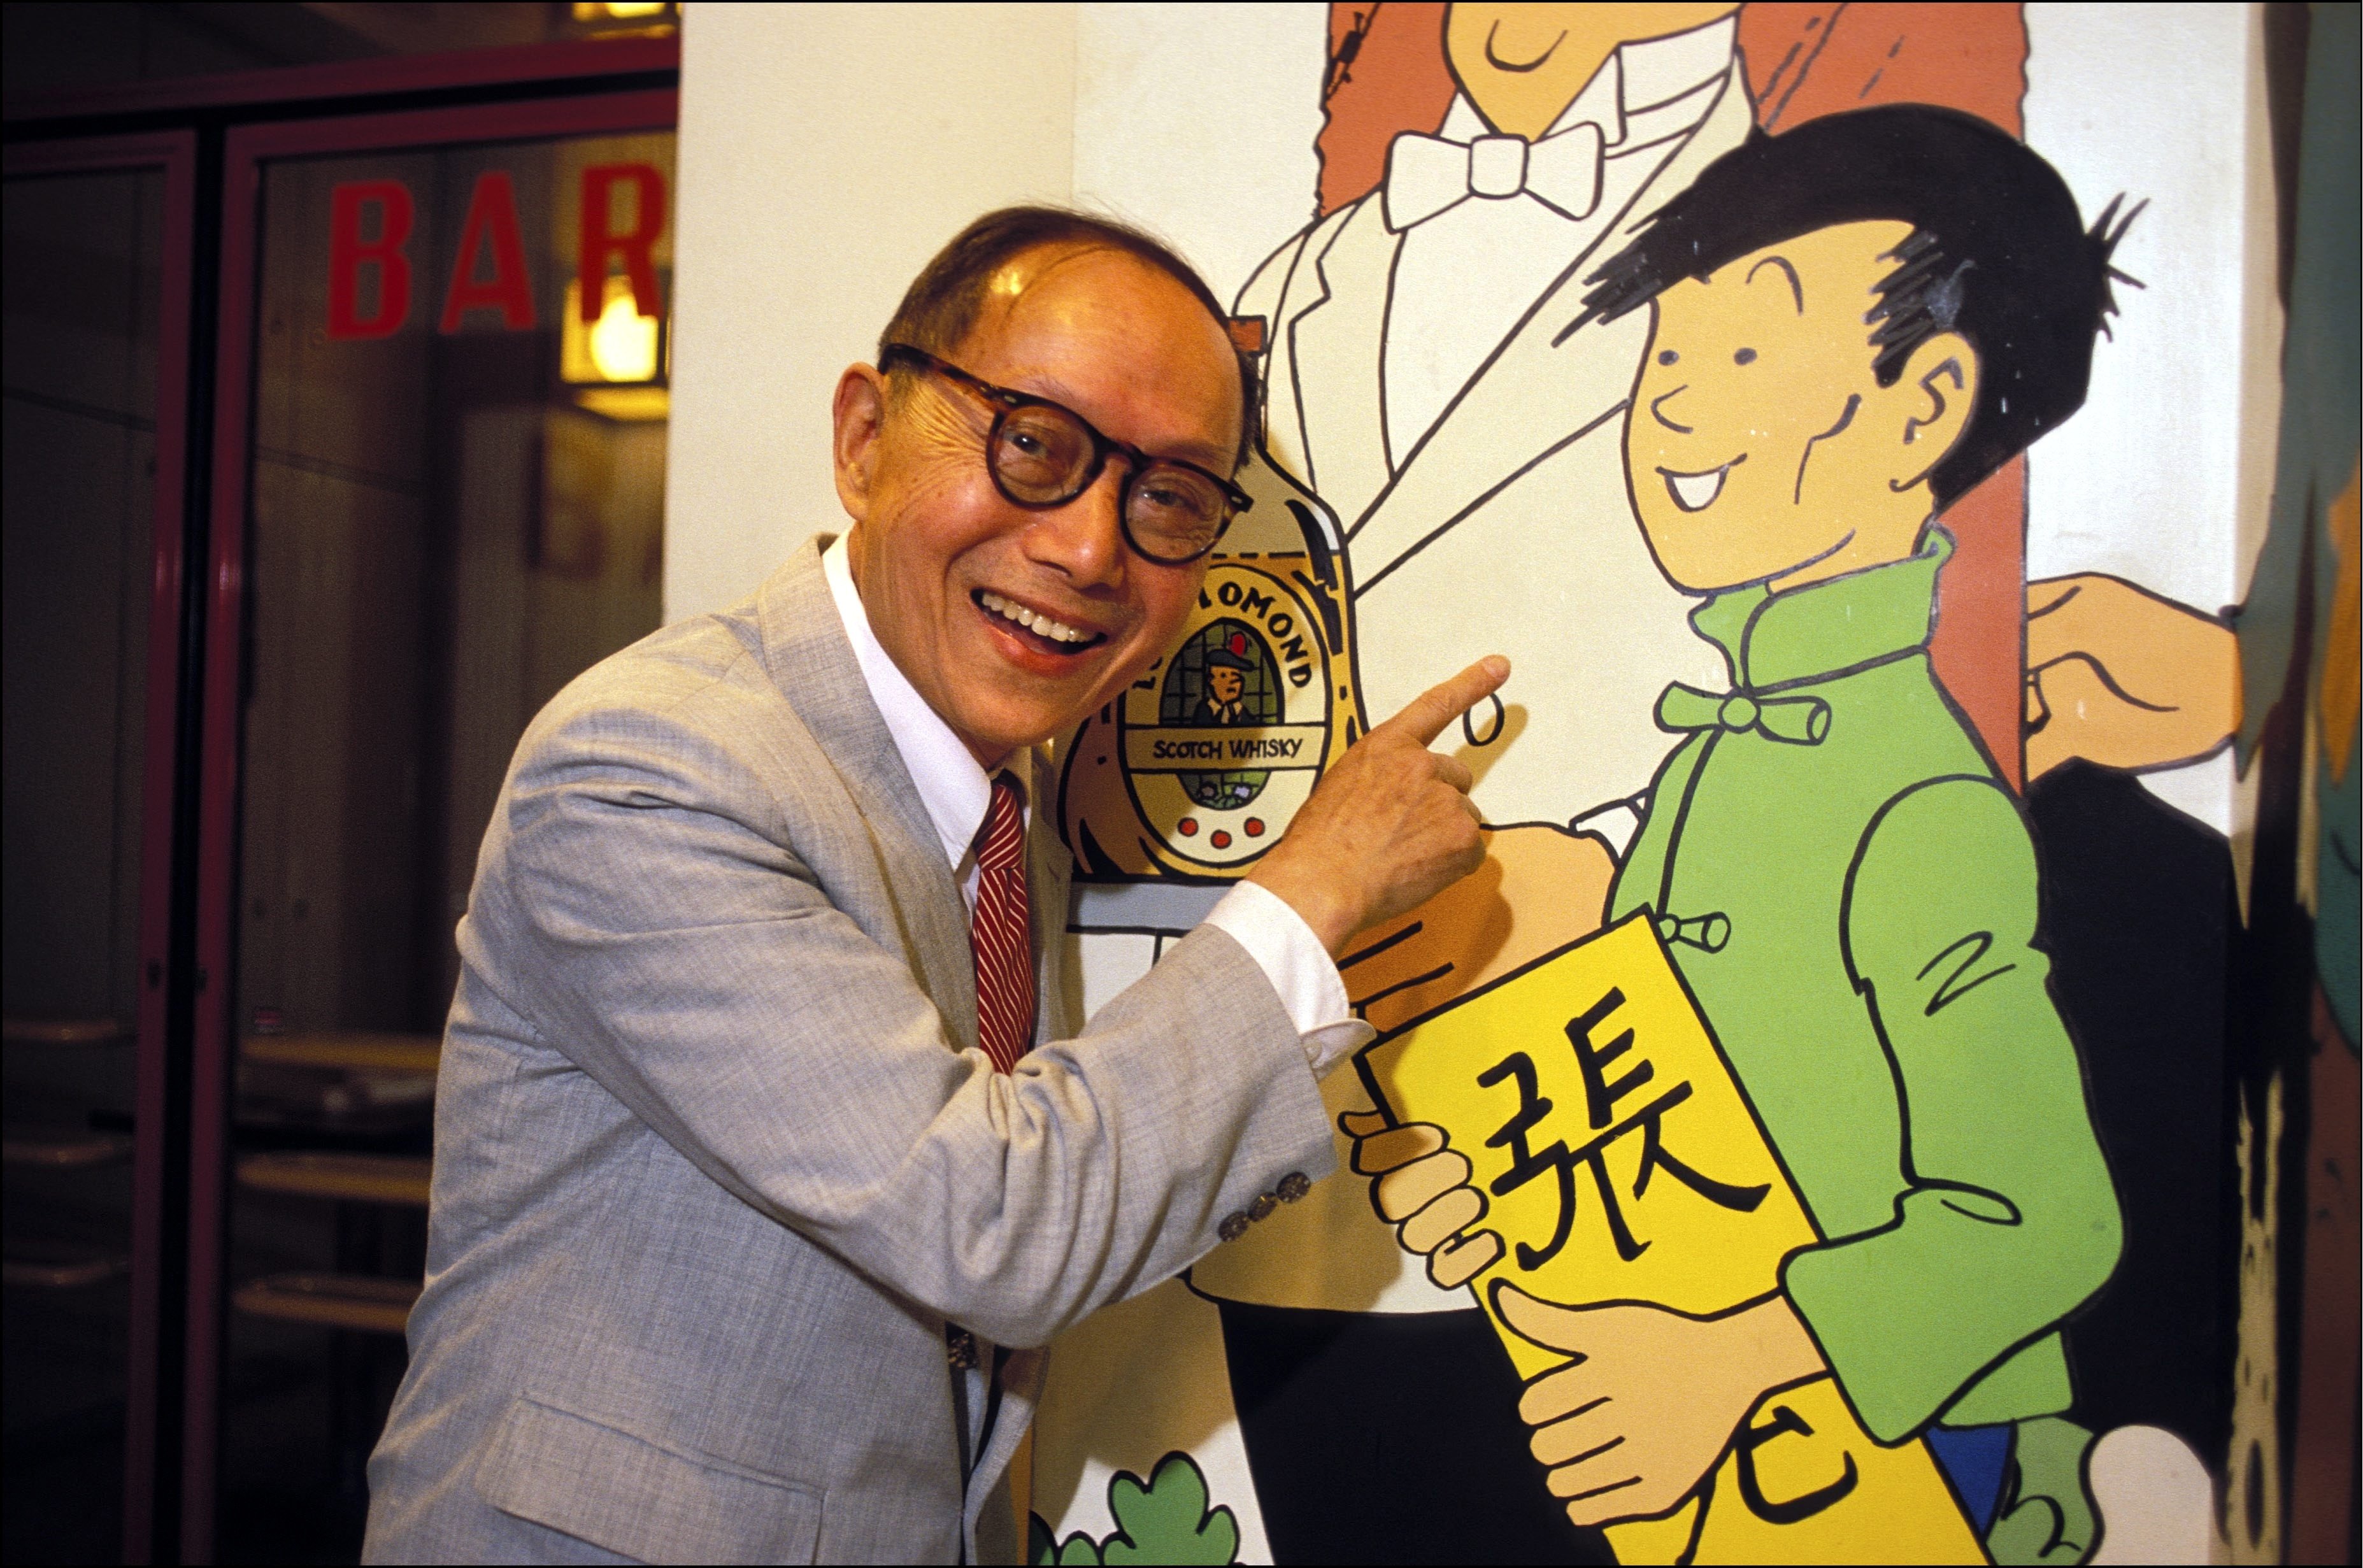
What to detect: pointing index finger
<box><xmin>1375</xmin><ymin>656</ymin><xmax>1511</xmax><ymax>748</ymax></box>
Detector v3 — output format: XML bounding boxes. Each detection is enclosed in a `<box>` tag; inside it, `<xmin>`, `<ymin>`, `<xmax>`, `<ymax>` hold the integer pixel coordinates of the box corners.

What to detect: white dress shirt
<box><xmin>1380</xmin><ymin>15</ymin><xmax>1737</xmax><ymax>465</ymax></box>
<box><xmin>821</xmin><ymin>534</ymin><xmax>1370</xmax><ymax>1077</ymax></box>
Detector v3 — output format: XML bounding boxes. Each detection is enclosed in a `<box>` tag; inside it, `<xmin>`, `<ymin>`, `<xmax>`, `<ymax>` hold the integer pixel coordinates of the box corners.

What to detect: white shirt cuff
<box><xmin>1203</xmin><ymin>880</ymin><xmax>1374</xmax><ymax>1080</ymax></box>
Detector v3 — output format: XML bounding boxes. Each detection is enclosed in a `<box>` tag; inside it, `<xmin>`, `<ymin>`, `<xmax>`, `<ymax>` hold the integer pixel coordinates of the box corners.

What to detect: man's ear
<box><xmin>1887</xmin><ymin>331</ymin><xmax>1980</xmax><ymax>495</ymax></box>
<box><xmin>831</xmin><ymin>362</ymin><xmax>889</xmax><ymax>524</ymax></box>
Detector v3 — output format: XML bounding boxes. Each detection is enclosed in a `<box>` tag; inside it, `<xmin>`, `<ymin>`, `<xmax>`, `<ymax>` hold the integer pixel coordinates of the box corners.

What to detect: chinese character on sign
<box><xmin>1478</xmin><ymin>986</ymin><xmax>1769</xmax><ymax>1271</ymax></box>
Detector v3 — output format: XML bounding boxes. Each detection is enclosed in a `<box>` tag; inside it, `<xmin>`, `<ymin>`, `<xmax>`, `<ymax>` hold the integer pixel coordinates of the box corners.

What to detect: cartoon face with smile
<box><xmin>1626</xmin><ymin>218</ymin><xmax>1978</xmax><ymax>595</ymax></box>
<box><xmin>1443</xmin><ymin>3</ymin><xmax>1739</xmax><ymax>138</ymax></box>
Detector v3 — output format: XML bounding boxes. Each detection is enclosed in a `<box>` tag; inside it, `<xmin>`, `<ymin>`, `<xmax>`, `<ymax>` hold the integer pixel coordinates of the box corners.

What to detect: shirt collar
<box><xmin>821</xmin><ymin>532</ymin><xmax>995</xmax><ymax>871</ymax></box>
<box><xmin>1617</xmin><ymin>13</ymin><xmax>1738</xmax><ymax>118</ymax></box>
<box><xmin>1432</xmin><ymin>15</ymin><xmax>1735</xmax><ymax>153</ymax></box>
<box><xmin>1690</xmin><ymin>525</ymin><xmax>1954</xmax><ymax>691</ymax></box>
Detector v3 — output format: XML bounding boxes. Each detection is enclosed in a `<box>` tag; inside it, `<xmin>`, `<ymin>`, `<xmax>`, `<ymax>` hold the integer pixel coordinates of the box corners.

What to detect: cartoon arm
<box><xmin>1788</xmin><ymin>774</ymin><xmax>2124</xmax><ymax>1443</ymax></box>
<box><xmin>2025</xmin><ymin>573</ymin><xmax>2239</xmax><ymax>780</ymax></box>
<box><xmin>1339</xmin><ymin>824</ymin><xmax>1618</xmax><ymax>1034</ymax></box>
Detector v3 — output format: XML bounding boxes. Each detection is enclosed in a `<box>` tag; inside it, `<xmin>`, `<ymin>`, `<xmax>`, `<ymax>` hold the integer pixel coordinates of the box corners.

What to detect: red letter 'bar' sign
<box><xmin>327</xmin><ymin>180</ymin><xmax>415</xmax><ymax>341</ymax></box>
<box><xmin>579</xmin><ymin>164</ymin><xmax>666</xmax><ymax>322</ymax></box>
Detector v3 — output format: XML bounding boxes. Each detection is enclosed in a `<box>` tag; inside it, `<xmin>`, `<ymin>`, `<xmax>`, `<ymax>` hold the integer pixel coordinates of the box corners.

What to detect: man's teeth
<box><xmin>1664</xmin><ymin>466</ymin><xmax>1729</xmax><ymax>513</ymax></box>
<box><xmin>980</xmin><ymin>590</ymin><xmax>1092</xmax><ymax>645</ymax></box>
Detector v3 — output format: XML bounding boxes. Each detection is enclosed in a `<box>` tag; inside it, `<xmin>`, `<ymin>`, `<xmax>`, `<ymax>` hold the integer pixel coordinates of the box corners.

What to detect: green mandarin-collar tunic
<box><xmin>1608</xmin><ymin>527</ymin><xmax>2121</xmax><ymax>1443</ymax></box>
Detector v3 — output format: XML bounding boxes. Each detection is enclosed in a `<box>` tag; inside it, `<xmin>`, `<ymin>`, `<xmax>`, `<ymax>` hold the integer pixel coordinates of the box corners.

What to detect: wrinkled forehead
<box><xmin>961</xmin><ymin>243</ymin><xmax>1243</xmax><ymax>465</ymax></box>
<box><xmin>966</xmin><ymin>243</ymin><xmax>1225</xmax><ymax>366</ymax></box>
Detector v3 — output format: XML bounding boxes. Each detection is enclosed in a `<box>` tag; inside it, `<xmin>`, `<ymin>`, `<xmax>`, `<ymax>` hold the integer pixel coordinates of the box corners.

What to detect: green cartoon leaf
<box><xmin>1028</xmin><ymin>1512</ymin><xmax>1106</xmax><ymax>1567</ymax></box>
<box><xmin>1031</xmin><ymin>1453</ymin><xmax>1241</xmax><ymax>1566</ymax></box>
<box><xmin>1102</xmin><ymin>1452</ymin><xmax>1239</xmax><ymax>1566</ymax></box>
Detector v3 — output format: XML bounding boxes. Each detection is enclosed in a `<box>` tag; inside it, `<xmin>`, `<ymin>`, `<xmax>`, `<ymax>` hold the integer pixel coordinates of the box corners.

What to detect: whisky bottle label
<box><xmin>1057</xmin><ymin>455</ymin><xmax>1362</xmax><ymax>882</ymax></box>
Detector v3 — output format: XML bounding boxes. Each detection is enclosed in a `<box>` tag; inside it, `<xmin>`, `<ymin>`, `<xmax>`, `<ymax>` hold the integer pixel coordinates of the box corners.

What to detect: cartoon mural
<box><xmin>1037</xmin><ymin>5</ymin><xmax>2357</xmax><ymax>1565</ymax></box>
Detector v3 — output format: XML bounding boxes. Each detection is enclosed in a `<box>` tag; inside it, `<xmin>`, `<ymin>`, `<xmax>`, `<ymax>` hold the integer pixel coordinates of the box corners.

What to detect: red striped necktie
<box><xmin>970</xmin><ymin>772</ymin><xmax>1034</xmax><ymax>1073</ymax></box>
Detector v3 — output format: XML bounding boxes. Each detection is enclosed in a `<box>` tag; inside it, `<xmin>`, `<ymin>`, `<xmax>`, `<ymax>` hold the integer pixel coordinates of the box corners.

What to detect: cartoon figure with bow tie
<box><xmin>1049</xmin><ymin>9</ymin><xmax>1764</xmax><ymax>1562</ymax></box>
<box><xmin>1183</xmin><ymin>13</ymin><xmax>1755</xmax><ymax>1560</ymax></box>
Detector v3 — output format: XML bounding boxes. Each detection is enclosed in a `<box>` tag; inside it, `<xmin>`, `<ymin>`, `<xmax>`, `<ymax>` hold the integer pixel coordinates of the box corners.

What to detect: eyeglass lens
<box><xmin>990</xmin><ymin>404</ymin><xmax>1229</xmax><ymax>564</ymax></box>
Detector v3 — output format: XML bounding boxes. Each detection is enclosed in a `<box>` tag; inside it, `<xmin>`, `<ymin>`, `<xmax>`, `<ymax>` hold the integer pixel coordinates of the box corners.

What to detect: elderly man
<box><xmin>361</xmin><ymin>206</ymin><xmax>1506</xmax><ymax>1565</ymax></box>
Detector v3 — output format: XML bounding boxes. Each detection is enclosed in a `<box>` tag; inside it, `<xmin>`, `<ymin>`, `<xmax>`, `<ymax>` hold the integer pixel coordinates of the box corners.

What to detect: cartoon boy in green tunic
<box><xmin>1360</xmin><ymin>106</ymin><xmax>2137</xmax><ymax>1563</ymax></box>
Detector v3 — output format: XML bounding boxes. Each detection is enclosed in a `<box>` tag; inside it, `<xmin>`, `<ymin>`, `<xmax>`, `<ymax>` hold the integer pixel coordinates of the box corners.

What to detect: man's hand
<box><xmin>1339</xmin><ymin>1111</ymin><xmax>1503</xmax><ymax>1288</ymax></box>
<box><xmin>1495</xmin><ymin>1285</ymin><xmax>1825</xmax><ymax>1527</ymax></box>
<box><xmin>2025</xmin><ymin>574</ymin><xmax>2238</xmax><ymax>780</ymax></box>
<box><xmin>1340</xmin><ymin>823</ymin><xmax>1614</xmax><ymax>1034</ymax></box>
<box><xmin>1250</xmin><ymin>657</ymin><xmax>1510</xmax><ymax>954</ymax></box>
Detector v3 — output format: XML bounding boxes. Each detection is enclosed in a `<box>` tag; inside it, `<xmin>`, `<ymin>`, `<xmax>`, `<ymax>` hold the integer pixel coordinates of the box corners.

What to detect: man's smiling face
<box><xmin>836</xmin><ymin>245</ymin><xmax>1242</xmax><ymax>767</ymax></box>
<box><xmin>1626</xmin><ymin>218</ymin><xmax>1927</xmax><ymax>594</ymax></box>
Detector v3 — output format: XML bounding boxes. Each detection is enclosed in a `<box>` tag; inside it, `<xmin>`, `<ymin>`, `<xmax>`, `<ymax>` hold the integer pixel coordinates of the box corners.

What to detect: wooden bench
<box><xmin>2</xmin><ymin>1241</ymin><xmax>131</xmax><ymax>1290</ymax></box>
<box><xmin>232</xmin><ymin>1272</ymin><xmax>422</xmax><ymax>1335</ymax></box>
<box><xmin>237</xmin><ymin>1151</ymin><xmax>431</xmax><ymax>1206</ymax></box>
<box><xmin>241</xmin><ymin>1031</ymin><xmax>440</xmax><ymax>1074</ymax></box>
<box><xmin>3</xmin><ymin>1016</ymin><xmax>131</xmax><ymax>1047</ymax></box>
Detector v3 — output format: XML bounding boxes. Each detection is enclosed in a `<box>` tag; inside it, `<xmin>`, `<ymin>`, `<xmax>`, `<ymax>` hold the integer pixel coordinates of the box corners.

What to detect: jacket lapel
<box><xmin>1024</xmin><ymin>745</ymin><xmax>1074</xmax><ymax>1043</ymax></box>
<box><xmin>756</xmin><ymin>538</ymin><xmax>981</xmax><ymax>1055</ymax></box>
<box><xmin>1283</xmin><ymin>196</ymin><xmax>1399</xmax><ymax>531</ymax></box>
<box><xmin>1345</xmin><ymin>64</ymin><xmax>1755</xmax><ymax>595</ymax></box>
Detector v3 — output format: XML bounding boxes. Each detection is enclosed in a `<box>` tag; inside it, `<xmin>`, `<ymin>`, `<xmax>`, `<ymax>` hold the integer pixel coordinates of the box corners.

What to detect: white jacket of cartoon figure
<box><xmin>1183</xmin><ymin>64</ymin><xmax>1754</xmax><ymax>1316</ymax></box>
<box><xmin>1239</xmin><ymin>65</ymin><xmax>1757</xmax><ymax>837</ymax></box>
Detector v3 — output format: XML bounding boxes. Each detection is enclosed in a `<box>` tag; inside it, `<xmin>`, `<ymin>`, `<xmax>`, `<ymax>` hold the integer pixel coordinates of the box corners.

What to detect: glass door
<box><xmin>185</xmin><ymin>91</ymin><xmax>674</xmax><ymax>1561</ymax></box>
<box><xmin>3</xmin><ymin>131</ymin><xmax>196</xmax><ymax>1565</ymax></box>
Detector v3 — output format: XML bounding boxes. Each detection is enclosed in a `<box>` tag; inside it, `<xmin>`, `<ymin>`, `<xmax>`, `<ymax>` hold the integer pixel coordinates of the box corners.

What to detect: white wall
<box><xmin>2023</xmin><ymin>1</ymin><xmax>2281</xmax><ymax>836</ymax></box>
<box><xmin>1072</xmin><ymin>3</ymin><xmax>1327</xmax><ymax>311</ymax></box>
<box><xmin>664</xmin><ymin>3</ymin><xmax>1077</xmax><ymax>621</ymax></box>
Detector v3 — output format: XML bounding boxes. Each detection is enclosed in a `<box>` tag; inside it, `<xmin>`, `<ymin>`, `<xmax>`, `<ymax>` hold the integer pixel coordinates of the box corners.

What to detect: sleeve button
<box><xmin>1218</xmin><ymin>1211</ymin><xmax>1251</xmax><ymax>1243</ymax></box>
<box><xmin>1248</xmin><ymin>1192</ymin><xmax>1278</xmax><ymax>1222</ymax></box>
<box><xmin>1276</xmin><ymin>1172</ymin><xmax>1311</xmax><ymax>1203</ymax></box>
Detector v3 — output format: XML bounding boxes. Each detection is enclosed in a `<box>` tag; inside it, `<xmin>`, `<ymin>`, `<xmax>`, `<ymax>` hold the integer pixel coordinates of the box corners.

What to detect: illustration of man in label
<box><xmin>1192</xmin><ymin>631</ymin><xmax>1257</xmax><ymax>729</ymax></box>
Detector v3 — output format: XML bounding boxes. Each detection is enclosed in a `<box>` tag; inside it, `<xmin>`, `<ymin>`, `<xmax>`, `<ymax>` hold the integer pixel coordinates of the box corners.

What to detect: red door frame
<box><xmin>189</xmin><ymin>85</ymin><xmax>677</xmax><ymax>1564</ymax></box>
<box><xmin>6</xmin><ymin>36</ymin><xmax>680</xmax><ymax>124</ymax></box>
<box><xmin>1</xmin><ymin>127</ymin><xmax>199</xmax><ymax>1567</ymax></box>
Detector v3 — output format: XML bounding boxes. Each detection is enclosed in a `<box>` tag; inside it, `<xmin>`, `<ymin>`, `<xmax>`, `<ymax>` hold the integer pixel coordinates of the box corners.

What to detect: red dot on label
<box><xmin>1245</xmin><ymin>818</ymin><xmax>1265</xmax><ymax>837</ymax></box>
<box><xmin>1178</xmin><ymin>817</ymin><xmax>1198</xmax><ymax>836</ymax></box>
<box><xmin>1211</xmin><ymin>830</ymin><xmax>1233</xmax><ymax>849</ymax></box>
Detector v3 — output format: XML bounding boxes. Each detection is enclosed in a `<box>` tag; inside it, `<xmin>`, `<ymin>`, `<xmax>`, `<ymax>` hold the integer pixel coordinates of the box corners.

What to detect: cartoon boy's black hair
<box><xmin>1567</xmin><ymin>104</ymin><xmax>2143</xmax><ymax>507</ymax></box>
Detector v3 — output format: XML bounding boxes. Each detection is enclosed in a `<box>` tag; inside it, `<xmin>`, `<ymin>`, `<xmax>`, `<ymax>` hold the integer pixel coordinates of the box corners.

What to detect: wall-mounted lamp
<box><xmin>562</xmin><ymin>274</ymin><xmax>664</xmax><ymax>385</ymax></box>
<box><xmin>562</xmin><ymin>275</ymin><xmax>669</xmax><ymax>420</ymax></box>
<box><xmin>573</xmin><ymin>3</ymin><xmax>671</xmax><ymax>21</ymax></box>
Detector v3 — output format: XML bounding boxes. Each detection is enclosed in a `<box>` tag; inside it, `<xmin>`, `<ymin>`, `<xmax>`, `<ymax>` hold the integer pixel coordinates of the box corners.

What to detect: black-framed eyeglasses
<box><xmin>880</xmin><ymin>343</ymin><xmax>1251</xmax><ymax>566</ymax></box>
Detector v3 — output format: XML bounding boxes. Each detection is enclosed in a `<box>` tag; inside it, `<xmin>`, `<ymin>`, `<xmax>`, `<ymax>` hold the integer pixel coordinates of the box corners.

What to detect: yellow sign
<box><xmin>1358</xmin><ymin>914</ymin><xmax>1987</xmax><ymax>1565</ymax></box>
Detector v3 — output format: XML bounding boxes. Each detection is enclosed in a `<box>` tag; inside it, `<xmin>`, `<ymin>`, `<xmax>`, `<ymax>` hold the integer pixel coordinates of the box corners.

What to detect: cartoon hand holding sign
<box><xmin>1356</xmin><ymin>915</ymin><xmax>1985</xmax><ymax>1564</ymax></box>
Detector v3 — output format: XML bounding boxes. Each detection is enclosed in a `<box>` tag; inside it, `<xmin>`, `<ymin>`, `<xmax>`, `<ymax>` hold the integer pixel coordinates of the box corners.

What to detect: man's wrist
<box><xmin>1204</xmin><ymin>880</ymin><xmax>1371</xmax><ymax>1078</ymax></box>
<box><xmin>1245</xmin><ymin>862</ymin><xmax>1358</xmax><ymax>956</ymax></box>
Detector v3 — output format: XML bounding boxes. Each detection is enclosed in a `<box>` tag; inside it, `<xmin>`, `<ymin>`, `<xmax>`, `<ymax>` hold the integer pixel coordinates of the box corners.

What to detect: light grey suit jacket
<box><xmin>363</xmin><ymin>537</ymin><xmax>1334</xmax><ymax>1564</ymax></box>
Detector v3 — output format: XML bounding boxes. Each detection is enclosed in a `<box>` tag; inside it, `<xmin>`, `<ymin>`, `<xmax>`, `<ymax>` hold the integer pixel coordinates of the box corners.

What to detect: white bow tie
<box><xmin>1383</xmin><ymin>122</ymin><xmax>1607</xmax><ymax>231</ymax></box>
